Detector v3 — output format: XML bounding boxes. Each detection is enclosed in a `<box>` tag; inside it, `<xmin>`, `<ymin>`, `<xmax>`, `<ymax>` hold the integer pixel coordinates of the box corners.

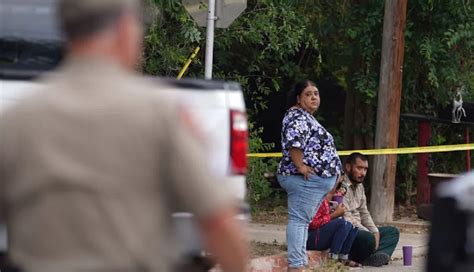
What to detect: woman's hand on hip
<box><xmin>296</xmin><ymin>165</ymin><xmax>315</xmax><ymax>180</ymax></box>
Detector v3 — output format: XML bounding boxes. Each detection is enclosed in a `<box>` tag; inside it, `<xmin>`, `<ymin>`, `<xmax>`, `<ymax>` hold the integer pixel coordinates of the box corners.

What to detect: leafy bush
<box><xmin>246</xmin><ymin>122</ymin><xmax>279</xmax><ymax>205</ymax></box>
<box><xmin>142</xmin><ymin>0</ymin><xmax>473</xmax><ymax>208</ymax></box>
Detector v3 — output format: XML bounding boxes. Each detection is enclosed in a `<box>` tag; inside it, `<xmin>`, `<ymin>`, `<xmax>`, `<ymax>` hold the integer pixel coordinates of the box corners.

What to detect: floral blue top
<box><xmin>277</xmin><ymin>107</ymin><xmax>342</xmax><ymax>178</ymax></box>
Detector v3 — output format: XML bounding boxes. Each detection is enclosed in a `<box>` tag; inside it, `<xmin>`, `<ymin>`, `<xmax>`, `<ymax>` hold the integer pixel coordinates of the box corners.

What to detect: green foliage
<box><xmin>211</xmin><ymin>0</ymin><xmax>321</xmax><ymax>115</ymax></box>
<box><xmin>143</xmin><ymin>0</ymin><xmax>474</xmax><ymax>207</ymax></box>
<box><xmin>144</xmin><ymin>0</ymin><xmax>321</xmax><ymax>114</ymax></box>
<box><xmin>445</xmin><ymin>23</ymin><xmax>474</xmax><ymax>49</ymax></box>
<box><xmin>143</xmin><ymin>0</ymin><xmax>203</xmax><ymax>76</ymax></box>
<box><xmin>397</xmin><ymin>1</ymin><xmax>473</xmax><ymax>204</ymax></box>
<box><xmin>143</xmin><ymin>0</ymin><xmax>320</xmax><ymax>206</ymax></box>
<box><xmin>307</xmin><ymin>1</ymin><xmax>384</xmax><ymax>104</ymax></box>
<box><xmin>312</xmin><ymin>0</ymin><xmax>473</xmax><ymax>204</ymax></box>
<box><xmin>247</xmin><ymin>122</ymin><xmax>279</xmax><ymax>204</ymax></box>
<box><xmin>429</xmin><ymin>124</ymin><xmax>470</xmax><ymax>174</ymax></box>
<box><xmin>396</xmin><ymin>152</ymin><xmax>417</xmax><ymax>205</ymax></box>
<box><xmin>403</xmin><ymin>0</ymin><xmax>474</xmax><ymax>113</ymax></box>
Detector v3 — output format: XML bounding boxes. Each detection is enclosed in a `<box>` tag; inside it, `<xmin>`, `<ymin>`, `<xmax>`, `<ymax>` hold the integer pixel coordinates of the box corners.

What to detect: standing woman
<box><xmin>277</xmin><ymin>80</ymin><xmax>343</xmax><ymax>271</ymax></box>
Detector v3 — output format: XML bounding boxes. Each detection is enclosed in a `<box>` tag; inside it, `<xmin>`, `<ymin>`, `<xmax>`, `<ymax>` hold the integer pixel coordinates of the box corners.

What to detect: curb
<box><xmin>379</xmin><ymin>220</ymin><xmax>429</xmax><ymax>229</ymax></box>
<box><xmin>378</xmin><ymin>221</ymin><xmax>430</xmax><ymax>235</ymax></box>
<box><xmin>249</xmin><ymin>250</ymin><xmax>328</xmax><ymax>272</ymax></box>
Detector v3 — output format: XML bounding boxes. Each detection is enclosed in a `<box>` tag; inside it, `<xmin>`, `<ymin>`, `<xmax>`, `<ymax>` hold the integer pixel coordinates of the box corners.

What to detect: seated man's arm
<box><xmin>343</xmin><ymin>189</ymin><xmax>369</xmax><ymax>231</ymax></box>
<box><xmin>343</xmin><ymin>209</ymin><xmax>368</xmax><ymax>231</ymax></box>
<box><xmin>358</xmin><ymin>192</ymin><xmax>379</xmax><ymax>233</ymax></box>
<box><xmin>372</xmin><ymin>232</ymin><xmax>380</xmax><ymax>250</ymax></box>
<box><xmin>358</xmin><ymin>192</ymin><xmax>380</xmax><ymax>249</ymax></box>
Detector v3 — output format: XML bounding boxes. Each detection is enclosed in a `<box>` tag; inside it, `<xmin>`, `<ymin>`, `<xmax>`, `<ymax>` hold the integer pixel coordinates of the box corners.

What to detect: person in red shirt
<box><xmin>307</xmin><ymin>179</ymin><xmax>361</xmax><ymax>267</ymax></box>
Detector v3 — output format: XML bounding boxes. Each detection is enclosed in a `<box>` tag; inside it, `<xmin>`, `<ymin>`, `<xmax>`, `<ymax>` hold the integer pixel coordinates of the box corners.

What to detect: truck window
<box><xmin>0</xmin><ymin>0</ymin><xmax>63</xmax><ymax>79</ymax></box>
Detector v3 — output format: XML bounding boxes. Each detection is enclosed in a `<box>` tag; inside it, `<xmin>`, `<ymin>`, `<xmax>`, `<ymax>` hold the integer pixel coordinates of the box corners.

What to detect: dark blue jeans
<box><xmin>306</xmin><ymin>217</ymin><xmax>358</xmax><ymax>255</ymax></box>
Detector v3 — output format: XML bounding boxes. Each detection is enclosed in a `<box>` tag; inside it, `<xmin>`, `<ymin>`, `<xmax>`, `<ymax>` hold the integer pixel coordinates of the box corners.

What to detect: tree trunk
<box><xmin>370</xmin><ymin>0</ymin><xmax>408</xmax><ymax>223</ymax></box>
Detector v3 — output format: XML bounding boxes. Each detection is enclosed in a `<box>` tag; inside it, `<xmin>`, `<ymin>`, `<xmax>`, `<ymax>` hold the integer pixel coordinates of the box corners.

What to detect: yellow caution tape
<box><xmin>177</xmin><ymin>46</ymin><xmax>201</xmax><ymax>80</ymax></box>
<box><xmin>247</xmin><ymin>143</ymin><xmax>474</xmax><ymax>158</ymax></box>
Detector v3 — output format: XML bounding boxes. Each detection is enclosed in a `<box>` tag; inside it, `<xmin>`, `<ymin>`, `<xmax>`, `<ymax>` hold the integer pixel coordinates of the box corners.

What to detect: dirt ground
<box><xmin>250</xmin><ymin>241</ymin><xmax>286</xmax><ymax>258</ymax></box>
<box><xmin>251</xmin><ymin>205</ymin><xmax>288</xmax><ymax>225</ymax></box>
<box><xmin>251</xmin><ymin>204</ymin><xmax>428</xmax><ymax>226</ymax></box>
<box><xmin>249</xmin><ymin>241</ymin><xmax>348</xmax><ymax>272</ymax></box>
<box><xmin>250</xmin><ymin>204</ymin><xmax>429</xmax><ymax>257</ymax></box>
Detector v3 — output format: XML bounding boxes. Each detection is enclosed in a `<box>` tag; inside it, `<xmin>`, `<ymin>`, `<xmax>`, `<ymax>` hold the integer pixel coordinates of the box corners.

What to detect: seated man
<box><xmin>342</xmin><ymin>153</ymin><xmax>400</xmax><ymax>266</ymax></box>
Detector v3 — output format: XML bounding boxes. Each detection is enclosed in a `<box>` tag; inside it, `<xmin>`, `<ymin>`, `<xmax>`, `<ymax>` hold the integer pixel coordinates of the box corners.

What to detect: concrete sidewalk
<box><xmin>360</xmin><ymin>256</ymin><xmax>427</xmax><ymax>272</ymax></box>
<box><xmin>247</xmin><ymin>223</ymin><xmax>429</xmax><ymax>271</ymax></box>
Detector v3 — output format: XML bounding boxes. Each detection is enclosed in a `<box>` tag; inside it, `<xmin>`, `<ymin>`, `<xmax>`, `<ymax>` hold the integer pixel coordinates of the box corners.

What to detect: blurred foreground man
<box><xmin>342</xmin><ymin>153</ymin><xmax>400</xmax><ymax>266</ymax></box>
<box><xmin>0</xmin><ymin>0</ymin><xmax>248</xmax><ymax>271</ymax></box>
<box><xmin>427</xmin><ymin>171</ymin><xmax>474</xmax><ymax>272</ymax></box>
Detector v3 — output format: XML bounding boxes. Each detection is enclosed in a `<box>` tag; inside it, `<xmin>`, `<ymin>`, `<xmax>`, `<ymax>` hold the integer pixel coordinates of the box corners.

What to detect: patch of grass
<box><xmin>251</xmin><ymin>205</ymin><xmax>288</xmax><ymax>224</ymax></box>
<box><xmin>250</xmin><ymin>242</ymin><xmax>348</xmax><ymax>271</ymax></box>
<box><xmin>250</xmin><ymin>196</ymin><xmax>288</xmax><ymax>224</ymax></box>
<box><xmin>251</xmin><ymin>203</ymin><xmax>430</xmax><ymax>234</ymax></box>
<box><xmin>250</xmin><ymin>240</ymin><xmax>287</xmax><ymax>258</ymax></box>
<box><xmin>314</xmin><ymin>259</ymin><xmax>348</xmax><ymax>272</ymax></box>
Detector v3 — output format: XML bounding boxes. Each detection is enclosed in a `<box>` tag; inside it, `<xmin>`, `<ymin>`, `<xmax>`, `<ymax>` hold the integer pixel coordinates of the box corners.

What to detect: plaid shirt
<box><xmin>343</xmin><ymin>181</ymin><xmax>379</xmax><ymax>233</ymax></box>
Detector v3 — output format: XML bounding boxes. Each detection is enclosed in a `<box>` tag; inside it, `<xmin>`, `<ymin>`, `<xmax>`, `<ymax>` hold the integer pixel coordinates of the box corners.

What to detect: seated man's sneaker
<box><xmin>362</xmin><ymin>252</ymin><xmax>390</xmax><ymax>267</ymax></box>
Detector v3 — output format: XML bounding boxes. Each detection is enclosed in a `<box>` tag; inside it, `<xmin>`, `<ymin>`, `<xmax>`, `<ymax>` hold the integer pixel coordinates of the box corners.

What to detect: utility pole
<box><xmin>370</xmin><ymin>0</ymin><xmax>408</xmax><ymax>223</ymax></box>
<box><xmin>183</xmin><ymin>0</ymin><xmax>246</xmax><ymax>79</ymax></box>
<box><xmin>204</xmin><ymin>0</ymin><xmax>216</xmax><ymax>79</ymax></box>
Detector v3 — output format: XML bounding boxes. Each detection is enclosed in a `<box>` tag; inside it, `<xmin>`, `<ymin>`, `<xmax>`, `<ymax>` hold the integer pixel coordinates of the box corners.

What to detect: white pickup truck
<box><xmin>0</xmin><ymin>77</ymin><xmax>250</xmax><ymax>269</ymax></box>
<box><xmin>0</xmin><ymin>0</ymin><xmax>249</xmax><ymax>269</ymax></box>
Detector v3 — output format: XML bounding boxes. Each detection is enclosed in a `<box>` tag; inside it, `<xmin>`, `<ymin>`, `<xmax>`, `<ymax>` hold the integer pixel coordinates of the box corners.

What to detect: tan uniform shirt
<box><xmin>0</xmin><ymin>57</ymin><xmax>233</xmax><ymax>272</ymax></box>
<box><xmin>343</xmin><ymin>181</ymin><xmax>379</xmax><ymax>233</ymax></box>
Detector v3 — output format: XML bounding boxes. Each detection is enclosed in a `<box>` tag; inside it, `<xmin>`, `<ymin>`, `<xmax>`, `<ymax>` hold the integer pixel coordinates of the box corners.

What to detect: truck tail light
<box><xmin>230</xmin><ymin>110</ymin><xmax>248</xmax><ymax>175</ymax></box>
